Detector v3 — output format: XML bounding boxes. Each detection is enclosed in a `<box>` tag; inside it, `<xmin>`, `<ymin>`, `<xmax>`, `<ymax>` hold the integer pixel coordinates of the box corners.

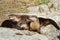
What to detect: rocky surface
<box><xmin>0</xmin><ymin>24</ymin><xmax>60</xmax><ymax>40</ymax></box>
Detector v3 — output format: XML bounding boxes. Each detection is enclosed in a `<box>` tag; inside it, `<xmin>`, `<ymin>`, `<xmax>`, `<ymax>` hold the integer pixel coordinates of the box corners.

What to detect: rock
<box><xmin>27</xmin><ymin>6</ymin><xmax>39</xmax><ymax>13</ymax></box>
<box><xmin>39</xmin><ymin>4</ymin><xmax>50</xmax><ymax>14</ymax></box>
<box><xmin>20</xmin><ymin>34</ymin><xmax>49</xmax><ymax>40</ymax></box>
<box><xmin>53</xmin><ymin>16</ymin><xmax>60</xmax><ymax>27</ymax></box>
<box><xmin>40</xmin><ymin>24</ymin><xmax>60</xmax><ymax>40</ymax></box>
<box><xmin>0</xmin><ymin>27</ymin><xmax>59</xmax><ymax>40</ymax></box>
<box><xmin>49</xmin><ymin>0</ymin><xmax>60</xmax><ymax>11</ymax></box>
<box><xmin>40</xmin><ymin>24</ymin><xmax>59</xmax><ymax>36</ymax></box>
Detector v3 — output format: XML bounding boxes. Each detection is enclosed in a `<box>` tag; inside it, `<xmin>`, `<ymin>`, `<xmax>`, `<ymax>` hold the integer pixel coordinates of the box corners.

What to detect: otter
<box><xmin>8</xmin><ymin>14</ymin><xmax>60</xmax><ymax>33</ymax></box>
<box><xmin>28</xmin><ymin>16</ymin><xmax>60</xmax><ymax>33</ymax></box>
<box><xmin>1</xmin><ymin>19</ymin><xmax>26</xmax><ymax>30</ymax></box>
<box><xmin>29</xmin><ymin>16</ymin><xmax>41</xmax><ymax>33</ymax></box>
<box><xmin>9</xmin><ymin>14</ymin><xmax>31</xmax><ymax>22</ymax></box>
<box><xmin>17</xmin><ymin>20</ymin><xmax>31</xmax><ymax>30</ymax></box>
<box><xmin>8</xmin><ymin>14</ymin><xmax>32</xmax><ymax>30</ymax></box>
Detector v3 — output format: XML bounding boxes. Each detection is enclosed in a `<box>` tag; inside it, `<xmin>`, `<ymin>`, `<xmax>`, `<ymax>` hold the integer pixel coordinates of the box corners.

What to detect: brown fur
<box><xmin>9</xmin><ymin>14</ymin><xmax>32</xmax><ymax>22</ymax></box>
<box><xmin>29</xmin><ymin>16</ymin><xmax>60</xmax><ymax>33</ymax></box>
<box><xmin>9</xmin><ymin>14</ymin><xmax>31</xmax><ymax>30</ymax></box>
<box><xmin>17</xmin><ymin>20</ymin><xmax>31</xmax><ymax>30</ymax></box>
<box><xmin>29</xmin><ymin>16</ymin><xmax>41</xmax><ymax>33</ymax></box>
<box><xmin>8</xmin><ymin>14</ymin><xmax>60</xmax><ymax>33</ymax></box>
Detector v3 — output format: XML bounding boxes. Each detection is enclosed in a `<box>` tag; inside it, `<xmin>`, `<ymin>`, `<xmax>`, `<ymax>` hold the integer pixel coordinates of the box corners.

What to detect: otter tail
<box><xmin>48</xmin><ymin>19</ymin><xmax>60</xmax><ymax>30</ymax></box>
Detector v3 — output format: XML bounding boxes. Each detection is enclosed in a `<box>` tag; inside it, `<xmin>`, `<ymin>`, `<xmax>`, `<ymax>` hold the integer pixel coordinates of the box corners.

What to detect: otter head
<box><xmin>9</xmin><ymin>14</ymin><xmax>21</xmax><ymax>22</ymax></box>
<box><xmin>29</xmin><ymin>16</ymin><xmax>38</xmax><ymax>22</ymax></box>
<box><xmin>20</xmin><ymin>23</ymin><xmax>29</xmax><ymax>30</ymax></box>
<box><xmin>18</xmin><ymin>21</ymin><xmax>31</xmax><ymax>30</ymax></box>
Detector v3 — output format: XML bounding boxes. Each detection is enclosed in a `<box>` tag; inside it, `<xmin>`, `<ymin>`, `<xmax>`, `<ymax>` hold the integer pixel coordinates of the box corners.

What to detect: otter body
<box><xmin>1</xmin><ymin>14</ymin><xmax>59</xmax><ymax>33</ymax></box>
<box><xmin>29</xmin><ymin>16</ymin><xmax>60</xmax><ymax>33</ymax></box>
<box><xmin>29</xmin><ymin>16</ymin><xmax>41</xmax><ymax>33</ymax></box>
<box><xmin>8</xmin><ymin>14</ymin><xmax>31</xmax><ymax>30</ymax></box>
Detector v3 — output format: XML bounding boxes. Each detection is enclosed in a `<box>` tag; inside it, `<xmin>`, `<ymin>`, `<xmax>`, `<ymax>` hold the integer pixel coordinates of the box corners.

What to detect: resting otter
<box><xmin>17</xmin><ymin>20</ymin><xmax>31</xmax><ymax>30</ymax></box>
<box><xmin>29</xmin><ymin>16</ymin><xmax>41</xmax><ymax>33</ymax></box>
<box><xmin>8</xmin><ymin>14</ymin><xmax>60</xmax><ymax>33</ymax></box>
<box><xmin>8</xmin><ymin>14</ymin><xmax>32</xmax><ymax>30</ymax></box>
<box><xmin>29</xmin><ymin>16</ymin><xmax>60</xmax><ymax>33</ymax></box>
<box><xmin>9</xmin><ymin>14</ymin><xmax>30</xmax><ymax>22</ymax></box>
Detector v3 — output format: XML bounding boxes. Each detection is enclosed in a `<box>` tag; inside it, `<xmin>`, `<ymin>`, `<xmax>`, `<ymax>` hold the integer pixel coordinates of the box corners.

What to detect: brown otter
<box><xmin>29</xmin><ymin>16</ymin><xmax>41</xmax><ymax>33</ymax></box>
<box><xmin>8</xmin><ymin>14</ymin><xmax>60</xmax><ymax>33</ymax></box>
<box><xmin>17</xmin><ymin>20</ymin><xmax>31</xmax><ymax>30</ymax></box>
<box><xmin>29</xmin><ymin>16</ymin><xmax>60</xmax><ymax>33</ymax></box>
<box><xmin>9</xmin><ymin>14</ymin><xmax>31</xmax><ymax>22</ymax></box>
<box><xmin>8</xmin><ymin>14</ymin><xmax>32</xmax><ymax>30</ymax></box>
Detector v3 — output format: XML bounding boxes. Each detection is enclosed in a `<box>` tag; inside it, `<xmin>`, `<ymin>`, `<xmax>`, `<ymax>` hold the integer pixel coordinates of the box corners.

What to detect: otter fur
<box><xmin>8</xmin><ymin>14</ymin><xmax>31</xmax><ymax>30</ymax></box>
<box><xmin>8</xmin><ymin>14</ymin><xmax>60</xmax><ymax>33</ymax></box>
<box><xmin>29</xmin><ymin>16</ymin><xmax>60</xmax><ymax>33</ymax></box>
<box><xmin>1</xmin><ymin>20</ymin><xmax>18</xmax><ymax>28</ymax></box>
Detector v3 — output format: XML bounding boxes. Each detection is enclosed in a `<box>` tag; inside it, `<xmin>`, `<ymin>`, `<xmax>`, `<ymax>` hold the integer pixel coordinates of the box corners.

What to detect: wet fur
<box><xmin>28</xmin><ymin>16</ymin><xmax>60</xmax><ymax>33</ymax></box>
<box><xmin>9</xmin><ymin>14</ymin><xmax>31</xmax><ymax>30</ymax></box>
